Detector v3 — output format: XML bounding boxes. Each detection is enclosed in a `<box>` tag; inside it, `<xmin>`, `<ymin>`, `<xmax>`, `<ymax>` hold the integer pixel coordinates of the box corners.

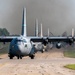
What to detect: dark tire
<box><xmin>9</xmin><ymin>56</ymin><xmax>13</xmax><ymax>59</ymax></box>
<box><xmin>17</xmin><ymin>56</ymin><xmax>19</xmax><ymax>59</ymax></box>
<box><xmin>9</xmin><ymin>54</ymin><xmax>13</xmax><ymax>59</ymax></box>
<box><xmin>45</xmin><ymin>49</ymin><xmax>48</xmax><ymax>52</ymax></box>
<box><xmin>41</xmin><ymin>50</ymin><xmax>44</xmax><ymax>53</ymax></box>
<box><xmin>41</xmin><ymin>49</ymin><xmax>44</xmax><ymax>53</ymax></box>
<box><xmin>20</xmin><ymin>56</ymin><xmax>22</xmax><ymax>59</ymax></box>
<box><xmin>30</xmin><ymin>55</ymin><xmax>35</xmax><ymax>59</ymax></box>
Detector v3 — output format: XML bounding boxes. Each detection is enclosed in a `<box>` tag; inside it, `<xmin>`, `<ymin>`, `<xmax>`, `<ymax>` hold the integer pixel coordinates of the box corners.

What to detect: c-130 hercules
<box><xmin>0</xmin><ymin>8</ymin><xmax>75</xmax><ymax>59</ymax></box>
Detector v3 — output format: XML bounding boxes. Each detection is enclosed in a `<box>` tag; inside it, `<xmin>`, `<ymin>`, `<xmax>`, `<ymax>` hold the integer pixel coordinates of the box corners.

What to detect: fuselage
<box><xmin>9</xmin><ymin>36</ymin><xmax>35</xmax><ymax>59</ymax></box>
<box><xmin>34</xmin><ymin>42</ymin><xmax>44</xmax><ymax>52</ymax></box>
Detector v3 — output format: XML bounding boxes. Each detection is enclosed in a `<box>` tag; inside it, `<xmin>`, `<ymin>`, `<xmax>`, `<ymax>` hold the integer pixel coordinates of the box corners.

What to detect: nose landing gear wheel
<box><xmin>17</xmin><ymin>56</ymin><xmax>19</xmax><ymax>59</ymax></box>
<box><xmin>17</xmin><ymin>56</ymin><xmax>22</xmax><ymax>59</ymax></box>
<box><xmin>20</xmin><ymin>56</ymin><xmax>22</xmax><ymax>59</ymax></box>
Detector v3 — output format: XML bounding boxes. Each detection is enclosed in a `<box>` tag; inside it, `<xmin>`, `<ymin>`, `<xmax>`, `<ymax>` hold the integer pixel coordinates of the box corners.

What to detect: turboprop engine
<box><xmin>56</xmin><ymin>43</ymin><xmax>61</xmax><ymax>49</ymax></box>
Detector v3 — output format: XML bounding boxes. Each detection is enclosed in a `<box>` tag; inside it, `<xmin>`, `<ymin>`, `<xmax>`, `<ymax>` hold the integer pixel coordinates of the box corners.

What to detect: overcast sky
<box><xmin>0</xmin><ymin>0</ymin><xmax>75</xmax><ymax>36</ymax></box>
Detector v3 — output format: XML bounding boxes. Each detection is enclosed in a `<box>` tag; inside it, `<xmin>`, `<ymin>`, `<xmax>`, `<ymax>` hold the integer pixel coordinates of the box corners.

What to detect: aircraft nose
<box><xmin>10</xmin><ymin>44</ymin><xmax>21</xmax><ymax>55</ymax></box>
<box><xmin>16</xmin><ymin>44</ymin><xmax>22</xmax><ymax>53</ymax></box>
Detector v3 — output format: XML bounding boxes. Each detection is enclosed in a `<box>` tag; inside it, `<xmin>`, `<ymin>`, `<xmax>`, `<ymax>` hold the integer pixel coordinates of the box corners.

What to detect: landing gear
<box><xmin>29</xmin><ymin>55</ymin><xmax>35</xmax><ymax>59</ymax></box>
<box><xmin>41</xmin><ymin>49</ymin><xmax>45</xmax><ymax>53</ymax></box>
<box><xmin>20</xmin><ymin>56</ymin><xmax>22</xmax><ymax>59</ymax></box>
<box><xmin>10</xmin><ymin>56</ymin><xmax>13</xmax><ymax>59</ymax></box>
<box><xmin>17</xmin><ymin>56</ymin><xmax>22</xmax><ymax>59</ymax></box>
<box><xmin>9</xmin><ymin>54</ymin><xmax>13</xmax><ymax>59</ymax></box>
<box><xmin>17</xmin><ymin>56</ymin><xmax>19</xmax><ymax>59</ymax></box>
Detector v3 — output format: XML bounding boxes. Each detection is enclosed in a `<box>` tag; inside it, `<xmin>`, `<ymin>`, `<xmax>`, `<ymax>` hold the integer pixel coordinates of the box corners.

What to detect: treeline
<box><xmin>0</xmin><ymin>28</ymin><xmax>10</xmax><ymax>36</ymax></box>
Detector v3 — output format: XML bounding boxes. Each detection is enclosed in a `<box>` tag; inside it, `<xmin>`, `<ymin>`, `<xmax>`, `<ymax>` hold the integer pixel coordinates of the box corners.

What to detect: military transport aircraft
<box><xmin>0</xmin><ymin>8</ymin><xmax>75</xmax><ymax>59</ymax></box>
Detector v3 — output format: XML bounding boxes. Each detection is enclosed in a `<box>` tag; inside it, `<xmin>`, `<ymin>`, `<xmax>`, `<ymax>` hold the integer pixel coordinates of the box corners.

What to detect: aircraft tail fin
<box><xmin>40</xmin><ymin>23</ymin><xmax>43</xmax><ymax>37</ymax></box>
<box><xmin>48</xmin><ymin>28</ymin><xmax>49</xmax><ymax>37</ymax></box>
<box><xmin>35</xmin><ymin>19</ymin><xmax>38</xmax><ymax>37</ymax></box>
<box><xmin>21</xmin><ymin>8</ymin><xmax>27</xmax><ymax>37</ymax></box>
<box><xmin>72</xmin><ymin>28</ymin><xmax>74</xmax><ymax>37</ymax></box>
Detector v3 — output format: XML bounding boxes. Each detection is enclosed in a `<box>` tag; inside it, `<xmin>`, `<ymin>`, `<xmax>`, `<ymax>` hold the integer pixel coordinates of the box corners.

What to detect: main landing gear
<box><xmin>9</xmin><ymin>54</ymin><xmax>35</xmax><ymax>59</ymax></box>
<box><xmin>9</xmin><ymin>54</ymin><xmax>23</xmax><ymax>59</ymax></box>
<box><xmin>29</xmin><ymin>55</ymin><xmax>35</xmax><ymax>59</ymax></box>
<box><xmin>10</xmin><ymin>56</ymin><xmax>13</xmax><ymax>59</ymax></box>
<box><xmin>8</xmin><ymin>54</ymin><xmax>13</xmax><ymax>59</ymax></box>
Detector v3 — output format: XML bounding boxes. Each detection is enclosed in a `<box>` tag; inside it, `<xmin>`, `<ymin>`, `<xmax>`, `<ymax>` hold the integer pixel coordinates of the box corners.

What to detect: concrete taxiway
<box><xmin>0</xmin><ymin>49</ymin><xmax>75</xmax><ymax>75</ymax></box>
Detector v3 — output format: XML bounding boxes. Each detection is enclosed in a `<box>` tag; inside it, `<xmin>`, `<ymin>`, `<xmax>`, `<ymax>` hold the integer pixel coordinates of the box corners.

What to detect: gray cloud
<box><xmin>0</xmin><ymin>0</ymin><xmax>75</xmax><ymax>36</ymax></box>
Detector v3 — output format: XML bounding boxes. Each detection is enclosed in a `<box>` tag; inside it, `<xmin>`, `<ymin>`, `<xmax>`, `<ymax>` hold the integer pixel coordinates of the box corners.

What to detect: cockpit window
<box><xmin>15</xmin><ymin>40</ymin><xmax>21</xmax><ymax>44</ymax></box>
<box><xmin>22</xmin><ymin>39</ymin><xmax>27</xmax><ymax>43</ymax></box>
<box><xmin>15</xmin><ymin>39</ymin><xmax>27</xmax><ymax>44</ymax></box>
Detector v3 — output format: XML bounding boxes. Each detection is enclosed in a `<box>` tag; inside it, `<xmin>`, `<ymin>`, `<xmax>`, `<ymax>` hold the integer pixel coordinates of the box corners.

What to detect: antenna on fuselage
<box><xmin>21</xmin><ymin>8</ymin><xmax>27</xmax><ymax>37</ymax></box>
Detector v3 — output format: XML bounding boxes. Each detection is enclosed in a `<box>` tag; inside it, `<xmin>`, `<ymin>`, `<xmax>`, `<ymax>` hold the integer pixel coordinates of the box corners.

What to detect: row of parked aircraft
<box><xmin>0</xmin><ymin>8</ymin><xmax>75</xmax><ymax>59</ymax></box>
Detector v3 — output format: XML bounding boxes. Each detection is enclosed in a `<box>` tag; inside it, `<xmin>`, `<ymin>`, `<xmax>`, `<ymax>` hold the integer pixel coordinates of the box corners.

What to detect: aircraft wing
<box><xmin>0</xmin><ymin>36</ymin><xmax>18</xmax><ymax>42</ymax></box>
<box><xmin>0</xmin><ymin>36</ymin><xmax>75</xmax><ymax>44</ymax></box>
<box><xmin>31</xmin><ymin>36</ymin><xmax>75</xmax><ymax>44</ymax></box>
<box><xmin>30</xmin><ymin>37</ymin><xmax>44</xmax><ymax>42</ymax></box>
<box><xmin>47</xmin><ymin>37</ymin><xmax>74</xmax><ymax>42</ymax></box>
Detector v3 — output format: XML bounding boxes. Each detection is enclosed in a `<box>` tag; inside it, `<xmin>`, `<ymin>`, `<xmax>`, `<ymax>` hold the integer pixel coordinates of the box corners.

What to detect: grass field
<box><xmin>63</xmin><ymin>46</ymin><xmax>75</xmax><ymax>58</ymax></box>
<box><xmin>0</xmin><ymin>43</ymin><xmax>9</xmax><ymax>55</ymax></box>
<box><xmin>64</xmin><ymin>64</ymin><xmax>75</xmax><ymax>70</ymax></box>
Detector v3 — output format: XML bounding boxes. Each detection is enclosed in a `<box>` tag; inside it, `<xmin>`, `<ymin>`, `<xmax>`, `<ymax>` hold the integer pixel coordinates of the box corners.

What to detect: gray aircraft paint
<box><xmin>9</xmin><ymin>37</ymin><xmax>32</xmax><ymax>56</ymax></box>
<box><xmin>35</xmin><ymin>19</ymin><xmax>38</xmax><ymax>37</ymax></box>
<box><xmin>9</xmin><ymin>8</ymin><xmax>33</xmax><ymax>57</ymax></box>
<box><xmin>22</xmin><ymin>8</ymin><xmax>27</xmax><ymax>37</ymax></box>
<box><xmin>0</xmin><ymin>7</ymin><xmax>75</xmax><ymax>58</ymax></box>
